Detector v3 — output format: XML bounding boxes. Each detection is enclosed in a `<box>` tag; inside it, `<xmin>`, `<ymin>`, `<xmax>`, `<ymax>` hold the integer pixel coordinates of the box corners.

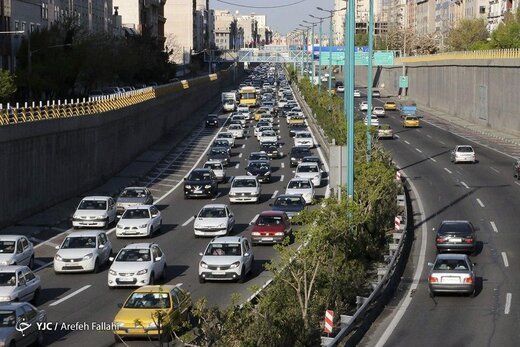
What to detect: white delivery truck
<box><xmin>222</xmin><ymin>92</ymin><xmax>237</xmax><ymax>112</ymax></box>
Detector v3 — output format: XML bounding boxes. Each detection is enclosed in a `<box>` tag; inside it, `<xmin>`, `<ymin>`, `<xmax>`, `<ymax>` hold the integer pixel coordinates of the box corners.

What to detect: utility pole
<box><xmin>366</xmin><ymin>0</ymin><xmax>374</xmax><ymax>162</ymax></box>
<box><xmin>310</xmin><ymin>14</ymin><xmax>331</xmax><ymax>93</ymax></box>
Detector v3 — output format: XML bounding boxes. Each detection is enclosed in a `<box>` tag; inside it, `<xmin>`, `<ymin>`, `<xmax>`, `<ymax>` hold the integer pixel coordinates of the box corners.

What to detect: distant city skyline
<box><xmin>213</xmin><ymin>0</ymin><xmax>332</xmax><ymax>34</ymax></box>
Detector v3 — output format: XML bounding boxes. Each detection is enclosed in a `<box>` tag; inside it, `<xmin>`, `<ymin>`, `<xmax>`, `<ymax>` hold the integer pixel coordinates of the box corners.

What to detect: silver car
<box><xmin>203</xmin><ymin>161</ymin><xmax>226</xmax><ymax>182</ymax></box>
<box><xmin>0</xmin><ymin>236</ymin><xmax>34</xmax><ymax>268</ymax></box>
<box><xmin>198</xmin><ymin>236</ymin><xmax>254</xmax><ymax>283</ymax></box>
<box><xmin>229</xmin><ymin>176</ymin><xmax>261</xmax><ymax>203</ymax></box>
<box><xmin>0</xmin><ymin>302</ymin><xmax>46</xmax><ymax>347</ymax></box>
<box><xmin>294</xmin><ymin>162</ymin><xmax>322</xmax><ymax>187</ymax></box>
<box><xmin>451</xmin><ymin>145</ymin><xmax>476</xmax><ymax>164</ymax></box>
<box><xmin>116</xmin><ymin>187</ymin><xmax>153</xmax><ymax>216</ymax></box>
<box><xmin>72</xmin><ymin>196</ymin><xmax>117</xmax><ymax>229</ymax></box>
<box><xmin>428</xmin><ymin>254</ymin><xmax>476</xmax><ymax>296</ymax></box>
<box><xmin>194</xmin><ymin>204</ymin><xmax>235</xmax><ymax>237</ymax></box>
<box><xmin>0</xmin><ymin>266</ymin><xmax>41</xmax><ymax>303</ymax></box>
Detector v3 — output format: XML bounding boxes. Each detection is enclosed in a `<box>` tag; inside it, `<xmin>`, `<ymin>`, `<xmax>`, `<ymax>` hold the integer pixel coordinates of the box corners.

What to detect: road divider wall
<box><xmin>0</xmin><ymin>67</ymin><xmax>243</xmax><ymax>228</ymax></box>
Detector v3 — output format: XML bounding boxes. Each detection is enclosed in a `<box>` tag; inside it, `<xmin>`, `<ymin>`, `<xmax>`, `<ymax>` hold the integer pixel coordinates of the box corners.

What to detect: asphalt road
<box><xmin>338</xmin><ymin>88</ymin><xmax>520</xmax><ymax>346</ymax></box>
<box><xmin>27</xmin><ymin>84</ymin><xmax>329</xmax><ymax>346</ymax></box>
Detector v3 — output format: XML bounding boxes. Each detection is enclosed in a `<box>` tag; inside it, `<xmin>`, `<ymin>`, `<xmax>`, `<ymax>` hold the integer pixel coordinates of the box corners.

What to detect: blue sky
<box><xmin>212</xmin><ymin>0</ymin><xmax>334</xmax><ymax>34</ymax></box>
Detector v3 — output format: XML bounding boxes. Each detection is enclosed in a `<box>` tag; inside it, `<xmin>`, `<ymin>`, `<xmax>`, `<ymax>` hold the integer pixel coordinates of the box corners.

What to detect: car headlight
<box><xmin>229</xmin><ymin>192</ymin><xmax>236</xmax><ymax>197</ymax></box>
<box><xmin>291</xmin><ymin>157</ymin><xmax>296</xmax><ymax>160</ymax></box>
<box><xmin>109</xmin><ymin>269</ymin><xmax>117</xmax><ymax>276</ymax></box>
<box><xmin>97</xmin><ymin>215</ymin><xmax>108</xmax><ymax>221</ymax></box>
<box><xmin>0</xmin><ymin>260</ymin><xmax>10</xmax><ymax>266</ymax></box>
<box><xmin>0</xmin><ymin>296</ymin><xmax>12</xmax><ymax>302</ymax></box>
<box><xmin>139</xmin><ymin>224</ymin><xmax>148</xmax><ymax>228</ymax></box>
<box><xmin>55</xmin><ymin>254</ymin><xmax>63</xmax><ymax>261</ymax></box>
<box><xmin>229</xmin><ymin>261</ymin><xmax>241</xmax><ymax>269</ymax></box>
<box><xmin>116</xmin><ymin>225</ymin><xmax>123</xmax><ymax>229</ymax></box>
<box><xmin>185</xmin><ymin>184</ymin><xmax>192</xmax><ymax>189</ymax></box>
<box><xmin>200</xmin><ymin>261</ymin><xmax>208</xmax><ymax>269</ymax></box>
<box><xmin>246</xmin><ymin>171</ymin><xmax>253</xmax><ymax>176</ymax></box>
<box><xmin>264</xmin><ymin>171</ymin><xmax>271</xmax><ymax>176</ymax></box>
<box><xmin>275</xmin><ymin>232</ymin><xmax>285</xmax><ymax>236</ymax></box>
<box><xmin>136</xmin><ymin>269</ymin><xmax>148</xmax><ymax>275</ymax></box>
<box><xmin>83</xmin><ymin>253</ymin><xmax>93</xmax><ymax>260</ymax></box>
<box><xmin>218</xmin><ymin>223</ymin><xmax>226</xmax><ymax>228</ymax></box>
<box><xmin>204</xmin><ymin>185</ymin><xmax>212</xmax><ymax>189</ymax></box>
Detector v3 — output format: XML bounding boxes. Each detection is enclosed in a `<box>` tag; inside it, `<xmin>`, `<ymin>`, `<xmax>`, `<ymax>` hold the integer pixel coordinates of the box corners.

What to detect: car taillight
<box><xmin>464</xmin><ymin>237</ymin><xmax>474</xmax><ymax>244</ymax></box>
<box><xmin>436</xmin><ymin>237</ymin><xmax>446</xmax><ymax>243</ymax></box>
<box><xmin>464</xmin><ymin>277</ymin><xmax>474</xmax><ymax>284</ymax></box>
<box><xmin>429</xmin><ymin>276</ymin><xmax>438</xmax><ymax>283</ymax></box>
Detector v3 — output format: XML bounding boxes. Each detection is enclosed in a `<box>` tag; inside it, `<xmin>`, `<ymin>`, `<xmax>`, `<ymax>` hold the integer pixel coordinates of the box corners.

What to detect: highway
<box><xmin>19</xmin><ymin>80</ymin><xmax>329</xmax><ymax>346</ymax></box>
<box><xmin>336</xmin><ymin>87</ymin><xmax>520</xmax><ymax>346</ymax></box>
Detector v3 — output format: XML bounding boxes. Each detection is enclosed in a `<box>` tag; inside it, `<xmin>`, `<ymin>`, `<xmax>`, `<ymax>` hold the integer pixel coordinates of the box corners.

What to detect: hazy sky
<box><xmin>212</xmin><ymin>0</ymin><xmax>335</xmax><ymax>34</ymax></box>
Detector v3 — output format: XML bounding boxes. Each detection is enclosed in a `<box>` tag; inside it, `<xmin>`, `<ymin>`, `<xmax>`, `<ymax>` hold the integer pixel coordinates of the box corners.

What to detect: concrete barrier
<box><xmin>0</xmin><ymin>68</ymin><xmax>244</xmax><ymax>228</ymax></box>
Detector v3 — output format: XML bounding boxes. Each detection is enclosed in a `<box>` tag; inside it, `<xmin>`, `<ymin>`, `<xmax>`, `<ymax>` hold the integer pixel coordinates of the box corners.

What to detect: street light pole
<box><xmin>346</xmin><ymin>0</ymin><xmax>356</xmax><ymax>198</ymax></box>
<box><xmin>303</xmin><ymin>20</ymin><xmax>318</xmax><ymax>85</ymax></box>
<box><xmin>310</xmin><ymin>14</ymin><xmax>330</xmax><ymax>94</ymax></box>
<box><xmin>366</xmin><ymin>0</ymin><xmax>374</xmax><ymax>162</ymax></box>
<box><xmin>299</xmin><ymin>24</ymin><xmax>311</xmax><ymax>78</ymax></box>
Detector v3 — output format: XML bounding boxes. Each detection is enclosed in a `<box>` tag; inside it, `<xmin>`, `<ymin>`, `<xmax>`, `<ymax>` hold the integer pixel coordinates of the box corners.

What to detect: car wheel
<box><xmin>8</xmin><ymin>340</ymin><xmax>15</xmax><ymax>347</ymax></box>
<box><xmin>35</xmin><ymin>331</ymin><xmax>44</xmax><ymax>346</ymax></box>
<box><xmin>238</xmin><ymin>267</ymin><xmax>247</xmax><ymax>283</ymax></box>
<box><xmin>199</xmin><ymin>276</ymin><xmax>205</xmax><ymax>284</ymax></box>
<box><xmin>92</xmin><ymin>259</ymin><xmax>99</xmax><ymax>274</ymax></box>
<box><xmin>28</xmin><ymin>256</ymin><xmax>35</xmax><ymax>269</ymax></box>
<box><xmin>31</xmin><ymin>288</ymin><xmax>41</xmax><ymax>304</ymax></box>
<box><xmin>160</xmin><ymin>265</ymin><xmax>167</xmax><ymax>282</ymax></box>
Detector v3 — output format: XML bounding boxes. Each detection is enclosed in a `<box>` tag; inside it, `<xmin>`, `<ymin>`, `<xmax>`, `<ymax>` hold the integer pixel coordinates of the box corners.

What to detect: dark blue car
<box><xmin>270</xmin><ymin>194</ymin><xmax>306</xmax><ymax>220</ymax></box>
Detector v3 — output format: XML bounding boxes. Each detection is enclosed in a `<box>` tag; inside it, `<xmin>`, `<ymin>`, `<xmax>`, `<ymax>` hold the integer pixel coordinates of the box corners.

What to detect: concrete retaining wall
<box><xmin>0</xmin><ymin>69</ymin><xmax>242</xmax><ymax>228</ymax></box>
<box><xmin>355</xmin><ymin>60</ymin><xmax>520</xmax><ymax>137</ymax></box>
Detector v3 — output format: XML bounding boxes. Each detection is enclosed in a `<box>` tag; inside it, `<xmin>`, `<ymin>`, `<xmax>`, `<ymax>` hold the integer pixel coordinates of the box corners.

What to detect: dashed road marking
<box><xmin>235</xmin><ymin>163</ymin><xmax>240</xmax><ymax>169</ymax></box>
<box><xmin>516</xmin><ymin>182</ymin><xmax>520</xmax><ymax>187</ymax></box>
<box><xmin>444</xmin><ymin>168</ymin><xmax>452</xmax><ymax>174</ymax></box>
<box><xmin>250</xmin><ymin>214</ymin><xmax>259</xmax><ymax>225</ymax></box>
<box><xmin>440</xmin><ymin>141</ymin><xmax>446</xmax><ymax>145</ymax></box>
<box><xmin>211</xmin><ymin>192</ymin><xmax>222</xmax><ymax>201</ymax></box>
<box><xmin>490</xmin><ymin>221</ymin><xmax>498</xmax><ymax>233</ymax></box>
<box><xmin>426</xmin><ymin>135</ymin><xmax>432</xmax><ymax>138</ymax></box>
<box><xmin>490</xmin><ymin>167</ymin><xmax>500</xmax><ymax>173</ymax></box>
<box><xmin>280</xmin><ymin>175</ymin><xmax>285</xmax><ymax>182</ymax></box>
<box><xmin>50</xmin><ymin>285</ymin><xmax>91</xmax><ymax>307</ymax></box>
<box><xmin>271</xmin><ymin>190</ymin><xmax>279</xmax><ymax>199</ymax></box>
<box><xmin>460</xmin><ymin>181</ymin><xmax>469</xmax><ymax>189</ymax></box>
<box><xmin>502</xmin><ymin>252</ymin><xmax>509</xmax><ymax>267</ymax></box>
<box><xmin>241</xmin><ymin>144</ymin><xmax>246</xmax><ymax>149</ymax></box>
<box><xmin>415</xmin><ymin>148</ymin><xmax>422</xmax><ymax>153</ymax></box>
<box><xmin>238</xmin><ymin>153</ymin><xmax>243</xmax><ymax>158</ymax></box>
<box><xmin>182</xmin><ymin>216</ymin><xmax>194</xmax><ymax>227</ymax></box>
<box><xmin>404</xmin><ymin>140</ymin><xmax>410</xmax><ymax>145</ymax></box>
<box><xmin>505</xmin><ymin>293</ymin><xmax>512</xmax><ymax>314</ymax></box>
<box><xmin>429</xmin><ymin>157</ymin><xmax>437</xmax><ymax>162</ymax></box>
<box><xmin>476</xmin><ymin>198</ymin><xmax>485</xmax><ymax>207</ymax></box>
<box><xmin>281</xmin><ymin>162</ymin><xmax>285</xmax><ymax>169</ymax></box>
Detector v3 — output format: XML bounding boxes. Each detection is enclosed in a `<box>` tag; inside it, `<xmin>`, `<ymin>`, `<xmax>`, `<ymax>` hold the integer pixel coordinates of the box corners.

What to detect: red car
<box><xmin>251</xmin><ymin>211</ymin><xmax>292</xmax><ymax>245</ymax></box>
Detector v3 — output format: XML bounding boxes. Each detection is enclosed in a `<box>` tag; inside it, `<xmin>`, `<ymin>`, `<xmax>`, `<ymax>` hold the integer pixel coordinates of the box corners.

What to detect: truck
<box><xmin>399</xmin><ymin>100</ymin><xmax>417</xmax><ymax>119</ymax></box>
<box><xmin>222</xmin><ymin>92</ymin><xmax>237</xmax><ymax>112</ymax></box>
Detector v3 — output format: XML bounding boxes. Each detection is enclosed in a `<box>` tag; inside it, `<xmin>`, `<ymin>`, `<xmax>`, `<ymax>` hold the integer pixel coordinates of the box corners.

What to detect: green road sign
<box><xmin>319</xmin><ymin>51</ymin><xmax>394</xmax><ymax>66</ymax></box>
<box><xmin>399</xmin><ymin>76</ymin><xmax>409</xmax><ymax>88</ymax></box>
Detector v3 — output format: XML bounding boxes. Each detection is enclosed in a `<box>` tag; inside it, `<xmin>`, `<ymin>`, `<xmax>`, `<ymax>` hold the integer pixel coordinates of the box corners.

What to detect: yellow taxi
<box><xmin>403</xmin><ymin>115</ymin><xmax>420</xmax><ymax>128</ymax></box>
<box><xmin>254</xmin><ymin>108</ymin><xmax>269</xmax><ymax>121</ymax></box>
<box><xmin>288</xmin><ymin>115</ymin><xmax>305</xmax><ymax>125</ymax></box>
<box><xmin>383</xmin><ymin>101</ymin><xmax>397</xmax><ymax>111</ymax></box>
<box><xmin>113</xmin><ymin>285</ymin><xmax>192</xmax><ymax>341</ymax></box>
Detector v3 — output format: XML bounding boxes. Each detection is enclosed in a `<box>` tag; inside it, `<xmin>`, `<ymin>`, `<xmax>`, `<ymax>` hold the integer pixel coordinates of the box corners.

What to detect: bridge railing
<box><xmin>395</xmin><ymin>48</ymin><xmax>520</xmax><ymax>63</ymax></box>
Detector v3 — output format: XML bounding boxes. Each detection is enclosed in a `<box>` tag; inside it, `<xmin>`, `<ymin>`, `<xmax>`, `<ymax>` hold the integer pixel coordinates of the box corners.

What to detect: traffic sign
<box><xmin>374</xmin><ymin>52</ymin><xmax>394</xmax><ymax>65</ymax></box>
<box><xmin>324</xmin><ymin>310</ymin><xmax>334</xmax><ymax>333</ymax></box>
<box><xmin>318</xmin><ymin>51</ymin><xmax>394</xmax><ymax>66</ymax></box>
<box><xmin>399</xmin><ymin>76</ymin><xmax>409</xmax><ymax>88</ymax></box>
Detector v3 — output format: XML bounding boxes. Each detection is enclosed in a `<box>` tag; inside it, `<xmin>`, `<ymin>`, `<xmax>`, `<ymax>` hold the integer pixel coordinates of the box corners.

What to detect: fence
<box><xmin>395</xmin><ymin>48</ymin><xmax>520</xmax><ymax>64</ymax></box>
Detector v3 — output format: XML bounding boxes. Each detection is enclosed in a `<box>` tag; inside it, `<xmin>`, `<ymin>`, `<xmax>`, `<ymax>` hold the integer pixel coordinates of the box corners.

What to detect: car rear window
<box><xmin>438</xmin><ymin>222</ymin><xmax>473</xmax><ymax>235</ymax></box>
<box><xmin>457</xmin><ymin>147</ymin><xmax>474</xmax><ymax>153</ymax></box>
<box><xmin>434</xmin><ymin>258</ymin><xmax>469</xmax><ymax>271</ymax></box>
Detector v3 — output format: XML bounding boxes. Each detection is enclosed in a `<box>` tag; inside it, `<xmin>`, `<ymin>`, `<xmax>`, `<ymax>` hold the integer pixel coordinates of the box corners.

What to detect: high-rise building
<box><xmin>113</xmin><ymin>0</ymin><xmax>166</xmax><ymax>45</ymax></box>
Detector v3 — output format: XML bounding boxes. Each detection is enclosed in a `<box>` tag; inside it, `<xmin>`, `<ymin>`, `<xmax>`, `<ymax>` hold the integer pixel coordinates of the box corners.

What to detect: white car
<box><xmin>259</xmin><ymin>114</ymin><xmax>274</xmax><ymax>123</ymax></box>
<box><xmin>227</xmin><ymin>124</ymin><xmax>245</xmax><ymax>139</ymax></box>
<box><xmin>194</xmin><ymin>204</ymin><xmax>235</xmax><ymax>237</ymax></box>
<box><xmin>72</xmin><ymin>196</ymin><xmax>117</xmax><ymax>229</ymax></box>
<box><xmin>0</xmin><ymin>266</ymin><xmax>41</xmax><ymax>303</ymax></box>
<box><xmin>108</xmin><ymin>243</ymin><xmax>167</xmax><ymax>288</ymax></box>
<box><xmin>216</xmin><ymin>132</ymin><xmax>236</xmax><ymax>147</ymax></box>
<box><xmin>294</xmin><ymin>131</ymin><xmax>315</xmax><ymax>148</ymax></box>
<box><xmin>54</xmin><ymin>230</ymin><xmax>112</xmax><ymax>273</ymax></box>
<box><xmin>277</xmin><ymin>99</ymin><xmax>288</xmax><ymax>108</ymax></box>
<box><xmin>451</xmin><ymin>145</ymin><xmax>476</xmax><ymax>164</ymax></box>
<box><xmin>198</xmin><ymin>236</ymin><xmax>254</xmax><ymax>283</ymax></box>
<box><xmin>373</xmin><ymin>106</ymin><xmax>386</xmax><ymax>117</ymax></box>
<box><xmin>230</xmin><ymin>114</ymin><xmax>247</xmax><ymax>126</ymax></box>
<box><xmin>258</xmin><ymin>129</ymin><xmax>279</xmax><ymax>143</ymax></box>
<box><xmin>116</xmin><ymin>205</ymin><xmax>162</xmax><ymax>238</ymax></box>
<box><xmin>285</xmin><ymin>178</ymin><xmax>315</xmax><ymax>204</ymax></box>
<box><xmin>236</xmin><ymin>106</ymin><xmax>251</xmax><ymax>120</ymax></box>
<box><xmin>229</xmin><ymin>176</ymin><xmax>261</xmax><ymax>203</ymax></box>
<box><xmin>363</xmin><ymin>115</ymin><xmax>379</xmax><ymax>127</ymax></box>
<box><xmin>254</xmin><ymin>124</ymin><xmax>273</xmax><ymax>137</ymax></box>
<box><xmin>0</xmin><ymin>236</ymin><xmax>34</xmax><ymax>268</ymax></box>
<box><xmin>359</xmin><ymin>101</ymin><xmax>368</xmax><ymax>111</ymax></box>
<box><xmin>294</xmin><ymin>162</ymin><xmax>322</xmax><ymax>187</ymax></box>
<box><xmin>354</xmin><ymin>90</ymin><xmax>361</xmax><ymax>97</ymax></box>
<box><xmin>203</xmin><ymin>161</ymin><xmax>226</xmax><ymax>182</ymax></box>
<box><xmin>223</xmin><ymin>99</ymin><xmax>236</xmax><ymax>112</ymax></box>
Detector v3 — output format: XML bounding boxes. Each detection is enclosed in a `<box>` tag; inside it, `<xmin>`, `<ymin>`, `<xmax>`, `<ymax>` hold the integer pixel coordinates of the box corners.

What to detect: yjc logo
<box><xmin>15</xmin><ymin>318</ymin><xmax>31</xmax><ymax>337</ymax></box>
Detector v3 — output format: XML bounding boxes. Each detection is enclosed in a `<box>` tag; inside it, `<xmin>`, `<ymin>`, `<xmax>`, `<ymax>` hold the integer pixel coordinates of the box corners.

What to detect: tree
<box><xmin>0</xmin><ymin>70</ymin><xmax>17</xmax><ymax>103</ymax></box>
<box><xmin>445</xmin><ymin>18</ymin><xmax>489</xmax><ymax>51</ymax></box>
<box><xmin>491</xmin><ymin>9</ymin><xmax>520</xmax><ymax>48</ymax></box>
<box><xmin>411</xmin><ymin>33</ymin><xmax>439</xmax><ymax>55</ymax></box>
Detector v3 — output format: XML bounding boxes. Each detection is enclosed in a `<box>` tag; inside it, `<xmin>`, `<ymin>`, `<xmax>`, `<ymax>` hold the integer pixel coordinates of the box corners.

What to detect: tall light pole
<box><xmin>346</xmin><ymin>0</ymin><xmax>355</xmax><ymax>198</ymax></box>
<box><xmin>317</xmin><ymin>7</ymin><xmax>346</xmax><ymax>95</ymax></box>
<box><xmin>303</xmin><ymin>20</ymin><xmax>318</xmax><ymax>85</ymax></box>
<box><xmin>299</xmin><ymin>24</ymin><xmax>311</xmax><ymax>77</ymax></box>
<box><xmin>310</xmin><ymin>14</ymin><xmax>331</xmax><ymax>94</ymax></box>
<box><xmin>366</xmin><ymin>0</ymin><xmax>374</xmax><ymax>162</ymax></box>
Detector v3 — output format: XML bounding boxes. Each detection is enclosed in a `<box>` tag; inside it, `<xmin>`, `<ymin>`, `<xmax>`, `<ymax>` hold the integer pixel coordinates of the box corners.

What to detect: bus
<box><xmin>239</xmin><ymin>86</ymin><xmax>257</xmax><ymax>107</ymax></box>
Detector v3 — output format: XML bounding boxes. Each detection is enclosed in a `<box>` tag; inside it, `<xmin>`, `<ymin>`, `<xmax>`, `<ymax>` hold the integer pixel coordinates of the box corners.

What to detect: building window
<box><xmin>41</xmin><ymin>3</ymin><xmax>48</xmax><ymax>19</ymax></box>
<box><xmin>14</xmin><ymin>21</ymin><xmax>19</xmax><ymax>31</ymax></box>
<box><xmin>480</xmin><ymin>6</ymin><xmax>486</xmax><ymax>14</ymax></box>
<box><xmin>30</xmin><ymin>23</ymin><xmax>35</xmax><ymax>33</ymax></box>
<box><xmin>21</xmin><ymin>22</ymin><xmax>26</xmax><ymax>33</ymax></box>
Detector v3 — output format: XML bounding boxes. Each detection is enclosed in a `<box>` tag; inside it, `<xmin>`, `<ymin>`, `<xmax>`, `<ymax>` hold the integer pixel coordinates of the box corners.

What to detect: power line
<box><xmin>215</xmin><ymin>0</ymin><xmax>308</xmax><ymax>9</ymax></box>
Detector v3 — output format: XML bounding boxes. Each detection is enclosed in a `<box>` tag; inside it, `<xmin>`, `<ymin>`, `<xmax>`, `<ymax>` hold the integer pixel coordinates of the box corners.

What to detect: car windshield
<box><xmin>122</xmin><ymin>209</ymin><xmax>150</xmax><ymax>219</ymax></box>
<box><xmin>298</xmin><ymin>165</ymin><xmax>319</xmax><ymax>173</ymax></box>
<box><xmin>288</xmin><ymin>180</ymin><xmax>312</xmax><ymax>189</ymax></box>
<box><xmin>229</xmin><ymin>125</ymin><xmax>241</xmax><ymax>130</ymax></box>
<box><xmin>250</xmin><ymin>154</ymin><xmax>268</xmax><ymax>161</ymax></box>
<box><xmin>199</xmin><ymin>208</ymin><xmax>226</xmax><ymax>218</ymax></box>
<box><xmin>434</xmin><ymin>259</ymin><xmax>469</xmax><ymax>271</ymax></box>
<box><xmin>78</xmin><ymin>200</ymin><xmax>107</xmax><ymax>210</ymax></box>
<box><xmin>438</xmin><ymin>222</ymin><xmax>473</xmax><ymax>235</ymax></box>
<box><xmin>296</xmin><ymin>133</ymin><xmax>311</xmax><ymax>138</ymax></box>
<box><xmin>214</xmin><ymin>141</ymin><xmax>229</xmax><ymax>147</ymax></box>
<box><xmin>120</xmin><ymin>189</ymin><xmax>146</xmax><ymax>198</ymax></box>
<box><xmin>188</xmin><ymin>171</ymin><xmax>212</xmax><ymax>181</ymax></box>
<box><xmin>406</xmin><ymin>117</ymin><xmax>418</xmax><ymax>121</ymax></box>
<box><xmin>116</xmin><ymin>249</ymin><xmax>151</xmax><ymax>262</ymax></box>
<box><xmin>0</xmin><ymin>241</ymin><xmax>16</xmax><ymax>254</ymax></box>
<box><xmin>204</xmin><ymin>163</ymin><xmax>222</xmax><ymax>170</ymax></box>
<box><xmin>292</xmin><ymin>148</ymin><xmax>311</xmax><ymax>156</ymax></box>
<box><xmin>0</xmin><ymin>311</ymin><xmax>16</xmax><ymax>327</ymax></box>
<box><xmin>457</xmin><ymin>147</ymin><xmax>474</xmax><ymax>153</ymax></box>
<box><xmin>274</xmin><ymin>197</ymin><xmax>304</xmax><ymax>207</ymax></box>
<box><xmin>249</xmin><ymin>162</ymin><xmax>270</xmax><ymax>170</ymax></box>
<box><xmin>232</xmin><ymin>179</ymin><xmax>257</xmax><ymax>188</ymax></box>
<box><xmin>257</xmin><ymin>215</ymin><xmax>283</xmax><ymax>225</ymax></box>
<box><xmin>0</xmin><ymin>273</ymin><xmax>16</xmax><ymax>286</ymax></box>
<box><xmin>205</xmin><ymin>243</ymin><xmax>242</xmax><ymax>256</ymax></box>
<box><xmin>210</xmin><ymin>148</ymin><xmax>227</xmax><ymax>155</ymax></box>
<box><xmin>61</xmin><ymin>237</ymin><xmax>97</xmax><ymax>249</ymax></box>
<box><xmin>218</xmin><ymin>134</ymin><xmax>232</xmax><ymax>139</ymax></box>
<box><xmin>124</xmin><ymin>292</ymin><xmax>171</xmax><ymax>309</ymax></box>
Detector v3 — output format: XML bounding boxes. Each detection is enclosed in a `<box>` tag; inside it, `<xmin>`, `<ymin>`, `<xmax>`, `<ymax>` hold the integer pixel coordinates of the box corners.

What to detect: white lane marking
<box><xmin>241</xmin><ymin>144</ymin><xmax>246</xmax><ymax>149</ymax></box>
<box><xmin>375</xmin><ymin>173</ymin><xmax>428</xmax><ymax>347</ymax></box>
<box><xmin>490</xmin><ymin>166</ymin><xmax>500</xmax><ymax>173</ymax></box>
<box><xmin>460</xmin><ymin>181</ymin><xmax>469</xmax><ymax>189</ymax></box>
<box><xmin>211</xmin><ymin>192</ymin><xmax>222</xmax><ymax>201</ymax></box>
<box><xmin>235</xmin><ymin>163</ymin><xmax>240</xmax><ymax>169</ymax></box>
<box><xmin>476</xmin><ymin>198</ymin><xmax>485</xmax><ymax>207</ymax></box>
<box><xmin>415</xmin><ymin>148</ymin><xmax>422</xmax><ymax>153</ymax></box>
<box><xmin>280</xmin><ymin>175</ymin><xmax>285</xmax><ymax>182</ymax></box>
<box><xmin>49</xmin><ymin>285</ymin><xmax>91</xmax><ymax>307</ymax></box>
<box><xmin>182</xmin><ymin>216</ymin><xmax>195</xmax><ymax>227</ymax></box>
<box><xmin>271</xmin><ymin>190</ymin><xmax>279</xmax><ymax>199</ymax></box>
<box><xmin>505</xmin><ymin>293</ymin><xmax>512</xmax><ymax>314</ymax></box>
<box><xmin>250</xmin><ymin>214</ymin><xmax>259</xmax><ymax>225</ymax></box>
<box><xmin>238</xmin><ymin>153</ymin><xmax>243</xmax><ymax>158</ymax></box>
<box><xmin>502</xmin><ymin>252</ymin><xmax>509</xmax><ymax>267</ymax></box>
<box><xmin>440</xmin><ymin>140</ymin><xmax>446</xmax><ymax>145</ymax></box>
<box><xmin>404</xmin><ymin>140</ymin><xmax>410</xmax><ymax>145</ymax></box>
<box><xmin>490</xmin><ymin>221</ymin><xmax>498</xmax><ymax>233</ymax></box>
<box><xmin>444</xmin><ymin>168</ymin><xmax>453</xmax><ymax>174</ymax></box>
<box><xmin>34</xmin><ymin>259</ymin><xmax>47</xmax><ymax>266</ymax></box>
<box><xmin>516</xmin><ymin>181</ymin><xmax>520</xmax><ymax>186</ymax></box>
<box><xmin>426</xmin><ymin>134</ymin><xmax>432</xmax><ymax>138</ymax></box>
<box><xmin>156</xmin><ymin>183</ymin><xmax>174</xmax><ymax>187</ymax></box>
<box><xmin>429</xmin><ymin>157</ymin><xmax>437</xmax><ymax>162</ymax></box>
<box><xmin>394</xmin><ymin>135</ymin><xmax>400</xmax><ymax>139</ymax></box>
<box><xmin>281</xmin><ymin>162</ymin><xmax>285</xmax><ymax>169</ymax></box>
<box><xmin>33</xmin><ymin>261</ymin><xmax>53</xmax><ymax>272</ymax></box>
